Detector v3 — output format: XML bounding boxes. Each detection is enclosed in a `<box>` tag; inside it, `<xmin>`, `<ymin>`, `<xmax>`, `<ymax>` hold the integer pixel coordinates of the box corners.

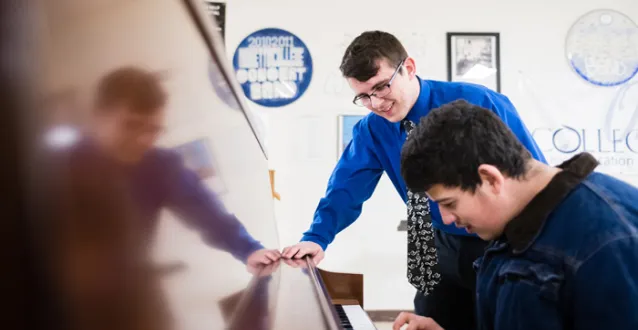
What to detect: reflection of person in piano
<box><xmin>397</xmin><ymin>100</ymin><xmax>638</xmax><ymax>330</ymax></box>
<box><xmin>282</xmin><ymin>30</ymin><xmax>545</xmax><ymax>330</ymax></box>
<box><xmin>68</xmin><ymin>67</ymin><xmax>280</xmax><ymax>272</ymax></box>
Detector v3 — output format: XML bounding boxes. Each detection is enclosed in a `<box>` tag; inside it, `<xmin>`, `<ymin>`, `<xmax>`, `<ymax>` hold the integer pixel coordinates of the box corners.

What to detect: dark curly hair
<box><xmin>400</xmin><ymin>99</ymin><xmax>531</xmax><ymax>192</ymax></box>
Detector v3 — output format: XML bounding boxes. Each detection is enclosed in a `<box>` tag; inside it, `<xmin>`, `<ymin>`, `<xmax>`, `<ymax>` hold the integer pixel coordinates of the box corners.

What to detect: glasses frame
<box><xmin>352</xmin><ymin>59</ymin><xmax>405</xmax><ymax>107</ymax></box>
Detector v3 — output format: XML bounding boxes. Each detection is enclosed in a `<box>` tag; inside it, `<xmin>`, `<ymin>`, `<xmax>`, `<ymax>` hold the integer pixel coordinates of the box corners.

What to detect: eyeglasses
<box><xmin>353</xmin><ymin>59</ymin><xmax>405</xmax><ymax>107</ymax></box>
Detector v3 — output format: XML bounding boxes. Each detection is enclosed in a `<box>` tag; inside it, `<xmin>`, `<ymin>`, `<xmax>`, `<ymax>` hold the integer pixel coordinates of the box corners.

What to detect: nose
<box><xmin>440</xmin><ymin>207</ymin><xmax>457</xmax><ymax>225</ymax></box>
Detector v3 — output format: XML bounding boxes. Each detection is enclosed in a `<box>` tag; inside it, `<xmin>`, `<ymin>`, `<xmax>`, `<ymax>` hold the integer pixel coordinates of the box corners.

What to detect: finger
<box><xmin>265</xmin><ymin>251</ymin><xmax>280</xmax><ymax>261</ymax></box>
<box><xmin>283</xmin><ymin>246</ymin><xmax>299</xmax><ymax>258</ymax></box>
<box><xmin>293</xmin><ymin>247</ymin><xmax>313</xmax><ymax>259</ymax></box>
<box><xmin>283</xmin><ymin>258</ymin><xmax>301</xmax><ymax>268</ymax></box>
<box><xmin>293</xmin><ymin>258</ymin><xmax>308</xmax><ymax>268</ymax></box>
<box><xmin>260</xmin><ymin>256</ymin><xmax>272</xmax><ymax>264</ymax></box>
<box><xmin>406</xmin><ymin>323</ymin><xmax>419</xmax><ymax>330</ymax></box>
<box><xmin>393</xmin><ymin>312</ymin><xmax>411</xmax><ymax>330</ymax></box>
<box><xmin>281</xmin><ymin>246</ymin><xmax>290</xmax><ymax>255</ymax></box>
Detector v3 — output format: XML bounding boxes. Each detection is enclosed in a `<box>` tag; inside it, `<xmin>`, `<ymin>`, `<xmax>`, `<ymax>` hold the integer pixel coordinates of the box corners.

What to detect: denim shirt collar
<box><xmin>504</xmin><ymin>152</ymin><xmax>599</xmax><ymax>254</ymax></box>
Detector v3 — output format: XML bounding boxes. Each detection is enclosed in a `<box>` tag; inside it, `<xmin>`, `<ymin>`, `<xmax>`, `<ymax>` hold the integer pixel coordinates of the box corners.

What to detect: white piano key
<box><xmin>341</xmin><ymin>305</ymin><xmax>377</xmax><ymax>330</ymax></box>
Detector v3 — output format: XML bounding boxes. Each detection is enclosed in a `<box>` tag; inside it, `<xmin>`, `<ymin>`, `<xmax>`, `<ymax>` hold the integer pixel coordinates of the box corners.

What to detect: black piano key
<box><xmin>334</xmin><ymin>304</ymin><xmax>353</xmax><ymax>329</ymax></box>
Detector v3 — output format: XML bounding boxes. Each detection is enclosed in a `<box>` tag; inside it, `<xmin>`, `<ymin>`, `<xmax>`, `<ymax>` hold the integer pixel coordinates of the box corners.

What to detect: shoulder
<box><xmin>424</xmin><ymin>79</ymin><xmax>503</xmax><ymax>104</ymax></box>
<box><xmin>535</xmin><ymin>172</ymin><xmax>638</xmax><ymax>265</ymax></box>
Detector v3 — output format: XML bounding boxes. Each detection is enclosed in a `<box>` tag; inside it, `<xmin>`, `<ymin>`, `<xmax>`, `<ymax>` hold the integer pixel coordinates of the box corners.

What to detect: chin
<box><xmin>476</xmin><ymin>232</ymin><xmax>495</xmax><ymax>241</ymax></box>
<box><xmin>384</xmin><ymin>111</ymin><xmax>405</xmax><ymax>123</ymax></box>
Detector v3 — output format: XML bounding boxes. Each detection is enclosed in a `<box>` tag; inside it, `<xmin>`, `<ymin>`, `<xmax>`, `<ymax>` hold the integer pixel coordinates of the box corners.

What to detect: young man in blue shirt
<box><xmin>394</xmin><ymin>100</ymin><xmax>638</xmax><ymax>330</ymax></box>
<box><xmin>282</xmin><ymin>31</ymin><xmax>546</xmax><ymax>329</ymax></box>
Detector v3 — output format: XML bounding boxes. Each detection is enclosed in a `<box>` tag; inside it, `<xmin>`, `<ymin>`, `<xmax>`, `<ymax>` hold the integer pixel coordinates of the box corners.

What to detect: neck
<box><xmin>506</xmin><ymin>160</ymin><xmax>561</xmax><ymax>220</ymax></box>
<box><xmin>407</xmin><ymin>77</ymin><xmax>421</xmax><ymax>110</ymax></box>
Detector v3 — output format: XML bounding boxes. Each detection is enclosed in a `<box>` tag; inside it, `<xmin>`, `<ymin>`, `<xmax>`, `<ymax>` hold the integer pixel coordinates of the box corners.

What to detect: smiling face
<box><xmin>347</xmin><ymin>57</ymin><xmax>419</xmax><ymax>123</ymax></box>
<box><xmin>426</xmin><ymin>165</ymin><xmax>513</xmax><ymax>240</ymax></box>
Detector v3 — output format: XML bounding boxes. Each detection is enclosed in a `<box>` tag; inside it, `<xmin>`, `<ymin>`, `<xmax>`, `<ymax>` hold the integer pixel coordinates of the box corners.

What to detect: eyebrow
<box><xmin>433</xmin><ymin>197</ymin><xmax>454</xmax><ymax>204</ymax></box>
<box><xmin>371</xmin><ymin>79</ymin><xmax>389</xmax><ymax>91</ymax></box>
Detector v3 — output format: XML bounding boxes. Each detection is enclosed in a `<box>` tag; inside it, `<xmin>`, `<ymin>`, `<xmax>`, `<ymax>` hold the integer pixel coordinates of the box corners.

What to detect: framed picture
<box><xmin>447</xmin><ymin>32</ymin><xmax>501</xmax><ymax>92</ymax></box>
<box><xmin>337</xmin><ymin>114</ymin><xmax>365</xmax><ymax>158</ymax></box>
<box><xmin>173</xmin><ymin>137</ymin><xmax>227</xmax><ymax>194</ymax></box>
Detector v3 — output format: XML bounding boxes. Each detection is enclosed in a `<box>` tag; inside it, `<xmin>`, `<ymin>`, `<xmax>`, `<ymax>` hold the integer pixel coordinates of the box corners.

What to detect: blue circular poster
<box><xmin>565</xmin><ymin>9</ymin><xmax>638</xmax><ymax>87</ymax></box>
<box><xmin>232</xmin><ymin>28</ymin><xmax>313</xmax><ymax>107</ymax></box>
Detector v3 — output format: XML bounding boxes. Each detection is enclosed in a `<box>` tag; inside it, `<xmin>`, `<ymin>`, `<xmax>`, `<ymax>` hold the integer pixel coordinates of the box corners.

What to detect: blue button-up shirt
<box><xmin>474</xmin><ymin>153</ymin><xmax>638</xmax><ymax>330</ymax></box>
<box><xmin>301</xmin><ymin>78</ymin><xmax>546</xmax><ymax>250</ymax></box>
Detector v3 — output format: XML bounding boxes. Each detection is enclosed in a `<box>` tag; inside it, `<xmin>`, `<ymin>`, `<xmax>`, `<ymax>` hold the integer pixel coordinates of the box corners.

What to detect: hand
<box><xmin>393</xmin><ymin>312</ymin><xmax>444</xmax><ymax>330</ymax></box>
<box><xmin>281</xmin><ymin>241</ymin><xmax>324</xmax><ymax>265</ymax></box>
<box><xmin>257</xmin><ymin>259</ymin><xmax>281</xmax><ymax>278</ymax></box>
<box><xmin>246</xmin><ymin>248</ymin><xmax>281</xmax><ymax>274</ymax></box>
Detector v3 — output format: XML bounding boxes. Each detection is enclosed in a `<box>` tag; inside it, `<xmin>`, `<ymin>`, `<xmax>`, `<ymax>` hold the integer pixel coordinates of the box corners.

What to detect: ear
<box><xmin>477</xmin><ymin>164</ymin><xmax>505</xmax><ymax>194</ymax></box>
<box><xmin>403</xmin><ymin>56</ymin><xmax>417</xmax><ymax>79</ymax></box>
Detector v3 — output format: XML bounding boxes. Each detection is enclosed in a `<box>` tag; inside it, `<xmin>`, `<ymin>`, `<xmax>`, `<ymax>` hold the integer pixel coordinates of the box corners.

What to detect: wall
<box><xmin>221</xmin><ymin>0</ymin><xmax>638</xmax><ymax>310</ymax></box>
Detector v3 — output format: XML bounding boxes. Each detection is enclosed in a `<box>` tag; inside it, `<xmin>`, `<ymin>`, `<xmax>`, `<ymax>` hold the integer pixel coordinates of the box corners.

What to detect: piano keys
<box><xmin>335</xmin><ymin>304</ymin><xmax>377</xmax><ymax>330</ymax></box>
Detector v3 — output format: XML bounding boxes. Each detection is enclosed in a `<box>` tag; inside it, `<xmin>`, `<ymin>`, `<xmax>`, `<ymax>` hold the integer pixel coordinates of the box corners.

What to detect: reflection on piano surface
<box><xmin>220</xmin><ymin>257</ymin><xmax>376</xmax><ymax>330</ymax></box>
<box><xmin>37</xmin><ymin>0</ymin><xmax>380</xmax><ymax>329</ymax></box>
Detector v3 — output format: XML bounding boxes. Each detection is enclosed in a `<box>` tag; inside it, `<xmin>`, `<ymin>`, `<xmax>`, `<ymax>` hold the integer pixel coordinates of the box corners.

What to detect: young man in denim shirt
<box><xmin>394</xmin><ymin>100</ymin><xmax>638</xmax><ymax>330</ymax></box>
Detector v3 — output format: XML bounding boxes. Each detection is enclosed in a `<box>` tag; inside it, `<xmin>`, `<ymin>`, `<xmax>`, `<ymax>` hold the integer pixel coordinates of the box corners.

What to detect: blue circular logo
<box><xmin>565</xmin><ymin>9</ymin><xmax>638</xmax><ymax>87</ymax></box>
<box><xmin>232</xmin><ymin>28</ymin><xmax>313</xmax><ymax>107</ymax></box>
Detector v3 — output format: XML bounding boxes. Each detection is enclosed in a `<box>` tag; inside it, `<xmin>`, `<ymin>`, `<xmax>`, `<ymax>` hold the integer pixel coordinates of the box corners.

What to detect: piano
<box><xmin>156</xmin><ymin>256</ymin><xmax>377</xmax><ymax>329</ymax></box>
<box><xmin>28</xmin><ymin>0</ymin><xmax>381</xmax><ymax>329</ymax></box>
<box><xmin>218</xmin><ymin>257</ymin><xmax>377</xmax><ymax>330</ymax></box>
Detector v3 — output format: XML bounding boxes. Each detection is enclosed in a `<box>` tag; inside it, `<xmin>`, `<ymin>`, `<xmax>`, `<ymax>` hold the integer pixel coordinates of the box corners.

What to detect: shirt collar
<box><xmin>504</xmin><ymin>152</ymin><xmax>600</xmax><ymax>254</ymax></box>
<box><xmin>398</xmin><ymin>77</ymin><xmax>431</xmax><ymax>130</ymax></box>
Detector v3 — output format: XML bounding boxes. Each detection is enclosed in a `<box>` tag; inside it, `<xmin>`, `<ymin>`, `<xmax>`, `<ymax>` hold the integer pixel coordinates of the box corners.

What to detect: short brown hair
<box><xmin>340</xmin><ymin>31</ymin><xmax>408</xmax><ymax>82</ymax></box>
<box><xmin>94</xmin><ymin>67</ymin><xmax>166</xmax><ymax>114</ymax></box>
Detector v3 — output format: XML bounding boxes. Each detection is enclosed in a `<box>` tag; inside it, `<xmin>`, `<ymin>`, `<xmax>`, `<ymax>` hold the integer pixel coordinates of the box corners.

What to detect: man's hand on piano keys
<box><xmin>281</xmin><ymin>241</ymin><xmax>325</xmax><ymax>265</ymax></box>
<box><xmin>246</xmin><ymin>248</ymin><xmax>281</xmax><ymax>275</ymax></box>
<box><xmin>392</xmin><ymin>312</ymin><xmax>444</xmax><ymax>330</ymax></box>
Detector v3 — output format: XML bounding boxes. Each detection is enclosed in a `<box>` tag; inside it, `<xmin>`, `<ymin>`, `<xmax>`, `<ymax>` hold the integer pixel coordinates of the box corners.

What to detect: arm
<box><xmin>300</xmin><ymin>120</ymin><xmax>384</xmax><ymax>250</ymax></box>
<box><xmin>477</xmin><ymin>91</ymin><xmax>547</xmax><ymax>164</ymax></box>
<box><xmin>573</xmin><ymin>236</ymin><xmax>638</xmax><ymax>330</ymax></box>
<box><xmin>164</xmin><ymin>153</ymin><xmax>264</xmax><ymax>263</ymax></box>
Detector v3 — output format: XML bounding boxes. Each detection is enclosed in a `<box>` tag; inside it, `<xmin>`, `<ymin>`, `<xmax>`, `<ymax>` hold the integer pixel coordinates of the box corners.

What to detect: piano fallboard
<box><xmin>220</xmin><ymin>257</ymin><xmax>377</xmax><ymax>330</ymax></box>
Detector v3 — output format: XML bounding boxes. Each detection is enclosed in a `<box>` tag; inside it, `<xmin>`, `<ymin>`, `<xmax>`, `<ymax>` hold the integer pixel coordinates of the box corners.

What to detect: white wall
<box><xmin>221</xmin><ymin>0</ymin><xmax>638</xmax><ymax>310</ymax></box>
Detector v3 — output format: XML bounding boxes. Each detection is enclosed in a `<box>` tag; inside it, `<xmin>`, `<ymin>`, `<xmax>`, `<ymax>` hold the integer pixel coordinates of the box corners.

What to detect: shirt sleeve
<box><xmin>164</xmin><ymin>153</ymin><xmax>264</xmax><ymax>263</ymax></box>
<box><xmin>300</xmin><ymin>119</ymin><xmax>384</xmax><ymax>250</ymax></box>
<box><xmin>572</xmin><ymin>236</ymin><xmax>638</xmax><ymax>330</ymax></box>
<box><xmin>476</xmin><ymin>90</ymin><xmax>548</xmax><ymax>164</ymax></box>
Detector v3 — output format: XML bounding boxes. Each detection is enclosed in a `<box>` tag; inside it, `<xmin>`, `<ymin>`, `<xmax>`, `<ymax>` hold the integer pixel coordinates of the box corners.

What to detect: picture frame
<box><xmin>173</xmin><ymin>137</ymin><xmax>227</xmax><ymax>194</ymax></box>
<box><xmin>447</xmin><ymin>32</ymin><xmax>501</xmax><ymax>92</ymax></box>
<box><xmin>337</xmin><ymin>114</ymin><xmax>366</xmax><ymax>159</ymax></box>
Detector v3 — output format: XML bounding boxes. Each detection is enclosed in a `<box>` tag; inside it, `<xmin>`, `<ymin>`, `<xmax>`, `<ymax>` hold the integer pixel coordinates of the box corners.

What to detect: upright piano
<box><xmin>217</xmin><ymin>257</ymin><xmax>377</xmax><ymax>330</ymax></box>
<box><xmin>35</xmin><ymin>0</ymin><xmax>381</xmax><ymax>329</ymax></box>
